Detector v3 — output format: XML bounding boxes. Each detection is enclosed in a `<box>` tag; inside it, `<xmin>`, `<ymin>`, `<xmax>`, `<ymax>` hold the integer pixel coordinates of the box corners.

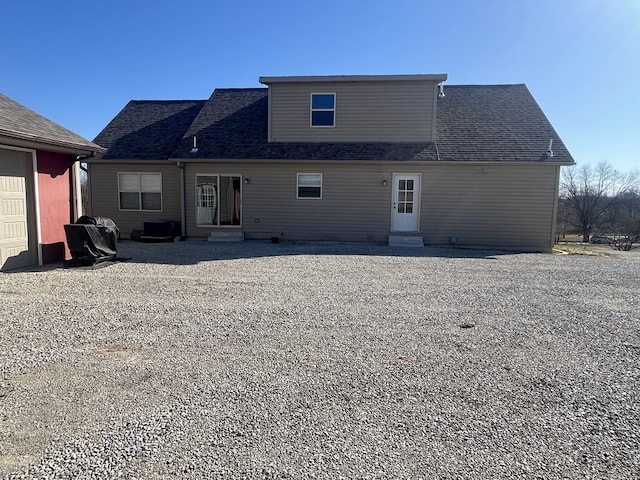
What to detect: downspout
<box><xmin>178</xmin><ymin>161</ymin><xmax>186</xmax><ymax>238</ymax></box>
<box><xmin>73</xmin><ymin>153</ymin><xmax>96</xmax><ymax>221</ymax></box>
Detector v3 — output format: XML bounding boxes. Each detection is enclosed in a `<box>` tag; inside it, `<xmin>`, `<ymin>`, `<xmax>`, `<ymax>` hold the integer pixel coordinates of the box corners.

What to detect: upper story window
<box><xmin>310</xmin><ymin>93</ymin><xmax>335</xmax><ymax>127</ymax></box>
<box><xmin>118</xmin><ymin>172</ymin><xmax>162</xmax><ymax>211</ymax></box>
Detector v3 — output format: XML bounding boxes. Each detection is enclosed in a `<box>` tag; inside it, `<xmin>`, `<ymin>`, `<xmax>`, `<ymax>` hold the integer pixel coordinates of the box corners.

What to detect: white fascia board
<box><xmin>259</xmin><ymin>74</ymin><xmax>448</xmax><ymax>85</ymax></box>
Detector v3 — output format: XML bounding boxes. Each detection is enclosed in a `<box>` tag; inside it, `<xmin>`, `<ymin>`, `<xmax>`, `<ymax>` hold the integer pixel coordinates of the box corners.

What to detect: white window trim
<box><xmin>195</xmin><ymin>174</ymin><xmax>243</xmax><ymax>228</ymax></box>
<box><xmin>297</xmin><ymin>173</ymin><xmax>323</xmax><ymax>199</ymax></box>
<box><xmin>310</xmin><ymin>93</ymin><xmax>336</xmax><ymax>128</ymax></box>
<box><xmin>118</xmin><ymin>172</ymin><xmax>162</xmax><ymax>212</ymax></box>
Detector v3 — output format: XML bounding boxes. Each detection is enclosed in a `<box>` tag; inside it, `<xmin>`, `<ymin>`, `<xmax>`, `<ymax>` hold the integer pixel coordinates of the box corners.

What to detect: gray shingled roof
<box><xmin>435</xmin><ymin>84</ymin><xmax>572</xmax><ymax>163</ymax></box>
<box><xmin>171</xmin><ymin>88</ymin><xmax>440</xmax><ymax>161</ymax></box>
<box><xmin>91</xmin><ymin>84</ymin><xmax>573</xmax><ymax>164</ymax></box>
<box><xmin>94</xmin><ymin>100</ymin><xmax>206</xmax><ymax>160</ymax></box>
<box><xmin>0</xmin><ymin>93</ymin><xmax>104</xmax><ymax>153</ymax></box>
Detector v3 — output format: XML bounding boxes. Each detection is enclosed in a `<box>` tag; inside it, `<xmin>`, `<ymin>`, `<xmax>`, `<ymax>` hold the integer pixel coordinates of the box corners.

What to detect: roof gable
<box><xmin>174</xmin><ymin>89</ymin><xmax>269</xmax><ymax>158</ymax></box>
<box><xmin>93</xmin><ymin>100</ymin><xmax>206</xmax><ymax>160</ymax></box>
<box><xmin>0</xmin><ymin>93</ymin><xmax>104</xmax><ymax>154</ymax></box>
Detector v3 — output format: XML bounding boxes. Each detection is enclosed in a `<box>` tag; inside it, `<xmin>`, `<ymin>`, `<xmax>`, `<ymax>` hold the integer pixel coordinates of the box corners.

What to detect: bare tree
<box><xmin>560</xmin><ymin>162</ymin><xmax>639</xmax><ymax>243</ymax></box>
<box><xmin>606</xmin><ymin>190</ymin><xmax>640</xmax><ymax>250</ymax></box>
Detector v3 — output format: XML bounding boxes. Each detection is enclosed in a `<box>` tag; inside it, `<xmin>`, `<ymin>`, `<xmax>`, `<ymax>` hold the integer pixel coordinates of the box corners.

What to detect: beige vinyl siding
<box><xmin>88</xmin><ymin>162</ymin><xmax>181</xmax><ymax>238</ymax></box>
<box><xmin>268</xmin><ymin>80</ymin><xmax>438</xmax><ymax>142</ymax></box>
<box><xmin>186</xmin><ymin>162</ymin><xmax>559</xmax><ymax>250</ymax></box>
<box><xmin>422</xmin><ymin>164</ymin><xmax>559</xmax><ymax>250</ymax></box>
<box><xmin>91</xmin><ymin>161</ymin><xmax>559</xmax><ymax>249</ymax></box>
<box><xmin>185</xmin><ymin>163</ymin><xmax>392</xmax><ymax>242</ymax></box>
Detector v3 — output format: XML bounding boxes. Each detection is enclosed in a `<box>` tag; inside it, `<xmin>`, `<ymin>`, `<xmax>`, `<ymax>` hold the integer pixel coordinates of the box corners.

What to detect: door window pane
<box><xmin>395</xmin><ymin>177</ymin><xmax>418</xmax><ymax>216</ymax></box>
<box><xmin>196</xmin><ymin>175</ymin><xmax>241</xmax><ymax>226</ymax></box>
<box><xmin>196</xmin><ymin>177</ymin><xmax>218</xmax><ymax>226</ymax></box>
<box><xmin>219</xmin><ymin>176</ymin><xmax>241</xmax><ymax>225</ymax></box>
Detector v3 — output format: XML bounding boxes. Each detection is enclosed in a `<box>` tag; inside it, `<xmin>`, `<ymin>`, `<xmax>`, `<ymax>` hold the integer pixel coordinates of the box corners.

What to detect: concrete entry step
<box><xmin>388</xmin><ymin>235</ymin><xmax>424</xmax><ymax>247</ymax></box>
<box><xmin>207</xmin><ymin>231</ymin><xmax>245</xmax><ymax>242</ymax></box>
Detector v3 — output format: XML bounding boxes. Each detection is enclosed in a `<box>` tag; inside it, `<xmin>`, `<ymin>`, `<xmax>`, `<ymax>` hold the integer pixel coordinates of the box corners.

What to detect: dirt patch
<box><xmin>0</xmin><ymin>346</ymin><xmax>165</xmax><ymax>476</ymax></box>
<box><xmin>0</xmin><ymin>364</ymin><xmax>97</xmax><ymax>474</ymax></box>
<box><xmin>97</xmin><ymin>343</ymin><xmax>132</xmax><ymax>353</ymax></box>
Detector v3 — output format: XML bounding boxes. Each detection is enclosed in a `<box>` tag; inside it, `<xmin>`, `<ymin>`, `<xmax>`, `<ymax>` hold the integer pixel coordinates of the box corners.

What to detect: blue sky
<box><xmin>2</xmin><ymin>0</ymin><xmax>638</xmax><ymax>172</ymax></box>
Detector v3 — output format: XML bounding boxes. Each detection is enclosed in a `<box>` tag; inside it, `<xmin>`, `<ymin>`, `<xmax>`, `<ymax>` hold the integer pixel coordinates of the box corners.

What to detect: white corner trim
<box><xmin>31</xmin><ymin>151</ymin><xmax>43</xmax><ymax>266</ymax></box>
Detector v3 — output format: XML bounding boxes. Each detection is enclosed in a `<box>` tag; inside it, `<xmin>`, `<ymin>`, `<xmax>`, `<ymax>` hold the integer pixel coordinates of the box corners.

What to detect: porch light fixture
<box><xmin>244</xmin><ymin>177</ymin><xmax>250</xmax><ymax>184</ymax></box>
<box><xmin>382</xmin><ymin>179</ymin><xmax>388</xmax><ymax>186</ymax></box>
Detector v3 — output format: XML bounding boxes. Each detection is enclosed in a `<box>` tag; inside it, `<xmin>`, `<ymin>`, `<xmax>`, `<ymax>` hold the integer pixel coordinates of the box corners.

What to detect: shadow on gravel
<box><xmin>106</xmin><ymin>239</ymin><xmax>526</xmax><ymax>266</ymax></box>
<box><xmin>0</xmin><ymin>240</ymin><xmax>532</xmax><ymax>272</ymax></box>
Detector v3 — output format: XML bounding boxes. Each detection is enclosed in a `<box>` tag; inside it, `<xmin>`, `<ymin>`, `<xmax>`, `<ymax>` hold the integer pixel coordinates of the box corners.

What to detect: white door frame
<box><xmin>391</xmin><ymin>173</ymin><xmax>421</xmax><ymax>232</ymax></box>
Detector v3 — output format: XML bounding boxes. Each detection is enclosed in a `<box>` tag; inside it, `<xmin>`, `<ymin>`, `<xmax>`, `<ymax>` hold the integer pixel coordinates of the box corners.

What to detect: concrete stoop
<box><xmin>388</xmin><ymin>235</ymin><xmax>424</xmax><ymax>247</ymax></box>
<box><xmin>207</xmin><ymin>231</ymin><xmax>245</xmax><ymax>242</ymax></box>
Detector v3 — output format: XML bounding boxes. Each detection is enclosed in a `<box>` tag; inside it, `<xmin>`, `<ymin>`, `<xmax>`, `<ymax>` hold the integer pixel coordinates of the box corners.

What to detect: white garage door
<box><xmin>0</xmin><ymin>148</ymin><xmax>35</xmax><ymax>271</ymax></box>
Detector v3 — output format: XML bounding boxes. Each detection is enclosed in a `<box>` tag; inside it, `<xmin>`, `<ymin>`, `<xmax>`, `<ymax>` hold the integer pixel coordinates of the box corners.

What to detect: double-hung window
<box><xmin>310</xmin><ymin>93</ymin><xmax>335</xmax><ymax>127</ymax></box>
<box><xmin>297</xmin><ymin>173</ymin><xmax>322</xmax><ymax>199</ymax></box>
<box><xmin>118</xmin><ymin>172</ymin><xmax>162</xmax><ymax>211</ymax></box>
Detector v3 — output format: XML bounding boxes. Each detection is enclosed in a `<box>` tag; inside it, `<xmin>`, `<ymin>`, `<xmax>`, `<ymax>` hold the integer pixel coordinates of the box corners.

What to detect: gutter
<box><xmin>170</xmin><ymin>157</ymin><xmax>576</xmax><ymax>167</ymax></box>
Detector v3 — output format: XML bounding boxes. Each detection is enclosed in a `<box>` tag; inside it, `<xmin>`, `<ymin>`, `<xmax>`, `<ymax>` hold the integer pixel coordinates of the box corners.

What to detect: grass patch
<box><xmin>553</xmin><ymin>244</ymin><xmax>609</xmax><ymax>256</ymax></box>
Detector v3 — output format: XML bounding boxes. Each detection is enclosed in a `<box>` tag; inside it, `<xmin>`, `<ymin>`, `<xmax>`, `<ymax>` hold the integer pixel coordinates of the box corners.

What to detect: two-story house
<box><xmin>88</xmin><ymin>74</ymin><xmax>574</xmax><ymax>251</ymax></box>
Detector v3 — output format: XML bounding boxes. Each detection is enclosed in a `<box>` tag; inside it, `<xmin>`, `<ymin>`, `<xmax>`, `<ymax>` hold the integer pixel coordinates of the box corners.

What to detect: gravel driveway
<box><xmin>1</xmin><ymin>240</ymin><xmax>638</xmax><ymax>479</ymax></box>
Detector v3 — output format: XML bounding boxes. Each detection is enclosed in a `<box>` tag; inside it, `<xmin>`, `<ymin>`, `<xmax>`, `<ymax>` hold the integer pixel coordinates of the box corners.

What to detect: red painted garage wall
<box><xmin>37</xmin><ymin>150</ymin><xmax>73</xmax><ymax>263</ymax></box>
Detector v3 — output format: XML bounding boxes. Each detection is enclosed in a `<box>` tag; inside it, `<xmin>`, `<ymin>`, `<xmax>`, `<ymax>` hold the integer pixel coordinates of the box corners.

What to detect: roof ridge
<box><xmin>128</xmin><ymin>99</ymin><xmax>206</xmax><ymax>104</ymax></box>
<box><xmin>213</xmin><ymin>87</ymin><xmax>267</xmax><ymax>92</ymax></box>
<box><xmin>444</xmin><ymin>83</ymin><xmax>527</xmax><ymax>87</ymax></box>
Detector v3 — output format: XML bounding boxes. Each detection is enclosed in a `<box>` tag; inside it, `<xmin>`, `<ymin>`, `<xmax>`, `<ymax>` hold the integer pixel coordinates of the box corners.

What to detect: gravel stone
<box><xmin>0</xmin><ymin>240</ymin><xmax>638</xmax><ymax>479</ymax></box>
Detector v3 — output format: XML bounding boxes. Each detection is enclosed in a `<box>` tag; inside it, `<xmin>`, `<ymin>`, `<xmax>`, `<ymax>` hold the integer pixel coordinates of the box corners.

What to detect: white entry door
<box><xmin>391</xmin><ymin>174</ymin><xmax>420</xmax><ymax>232</ymax></box>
